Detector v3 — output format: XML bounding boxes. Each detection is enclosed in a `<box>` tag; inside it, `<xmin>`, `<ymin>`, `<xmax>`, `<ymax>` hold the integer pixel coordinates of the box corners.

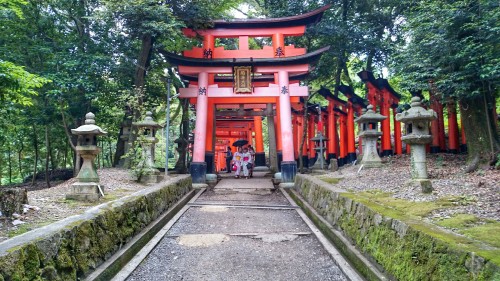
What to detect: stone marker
<box><xmin>67</xmin><ymin>112</ymin><xmax>107</xmax><ymax>201</ymax></box>
<box><xmin>355</xmin><ymin>105</ymin><xmax>387</xmax><ymax>168</ymax></box>
<box><xmin>396</xmin><ymin>97</ymin><xmax>437</xmax><ymax>193</ymax></box>
<box><xmin>132</xmin><ymin>111</ymin><xmax>162</xmax><ymax>183</ymax></box>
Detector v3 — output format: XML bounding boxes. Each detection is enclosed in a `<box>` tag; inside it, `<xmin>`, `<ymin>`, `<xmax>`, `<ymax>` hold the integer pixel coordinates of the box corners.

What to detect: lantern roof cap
<box><xmin>71</xmin><ymin>112</ymin><xmax>107</xmax><ymax>136</ymax></box>
<box><xmin>355</xmin><ymin>105</ymin><xmax>387</xmax><ymax>123</ymax></box>
<box><xmin>396</xmin><ymin>97</ymin><xmax>437</xmax><ymax>123</ymax></box>
<box><xmin>133</xmin><ymin>111</ymin><xmax>162</xmax><ymax>128</ymax></box>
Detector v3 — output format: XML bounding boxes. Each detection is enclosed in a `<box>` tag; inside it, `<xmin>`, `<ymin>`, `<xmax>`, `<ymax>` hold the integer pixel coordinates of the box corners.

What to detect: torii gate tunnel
<box><xmin>163</xmin><ymin>5</ymin><xmax>331</xmax><ymax>184</ymax></box>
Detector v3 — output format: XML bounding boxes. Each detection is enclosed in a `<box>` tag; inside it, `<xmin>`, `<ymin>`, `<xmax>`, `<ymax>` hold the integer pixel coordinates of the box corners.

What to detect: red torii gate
<box><xmin>358</xmin><ymin>70</ymin><xmax>402</xmax><ymax>156</ymax></box>
<box><xmin>163</xmin><ymin>5</ymin><xmax>331</xmax><ymax>183</ymax></box>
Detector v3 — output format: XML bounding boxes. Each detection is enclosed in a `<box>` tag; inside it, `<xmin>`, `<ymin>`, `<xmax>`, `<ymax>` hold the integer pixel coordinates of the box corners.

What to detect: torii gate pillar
<box><xmin>190</xmin><ymin>72</ymin><xmax>209</xmax><ymax>183</ymax></box>
<box><xmin>278</xmin><ymin>70</ymin><xmax>297</xmax><ymax>182</ymax></box>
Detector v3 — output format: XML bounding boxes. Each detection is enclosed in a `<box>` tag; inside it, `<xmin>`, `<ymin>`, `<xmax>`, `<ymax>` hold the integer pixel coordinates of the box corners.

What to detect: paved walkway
<box><xmin>115</xmin><ymin>173</ymin><xmax>357</xmax><ymax>281</ymax></box>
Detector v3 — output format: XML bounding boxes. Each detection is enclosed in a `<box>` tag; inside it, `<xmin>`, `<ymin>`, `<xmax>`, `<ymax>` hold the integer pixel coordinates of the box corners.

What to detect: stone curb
<box><xmin>293</xmin><ymin>174</ymin><xmax>500</xmax><ymax>281</ymax></box>
<box><xmin>0</xmin><ymin>175</ymin><xmax>192</xmax><ymax>280</ymax></box>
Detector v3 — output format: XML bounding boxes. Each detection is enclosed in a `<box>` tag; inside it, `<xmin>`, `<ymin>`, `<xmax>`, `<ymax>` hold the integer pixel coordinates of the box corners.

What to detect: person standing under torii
<box><xmin>225</xmin><ymin>146</ymin><xmax>232</xmax><ymax>173</ymax></box>
<box><xmin>247</xmin><ymin>145</ymin><xmax>255</xmax><ymax>178</ymax></box>
<box><xmin>241</xmin><ymin>147</ymin><xmax>252</xmax><ymax>179</ymax></box>
<box><xmin>232</xmin><ymin>147</ymin><xmax>243</xmax><ymax>178</ymax></box>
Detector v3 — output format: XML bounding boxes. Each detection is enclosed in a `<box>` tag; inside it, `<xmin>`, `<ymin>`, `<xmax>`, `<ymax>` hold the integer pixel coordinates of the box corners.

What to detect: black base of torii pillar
<box><xmin>281</xmin><ymin>161</ymin><xmax>297</xmax><ymax>183</ymax></box>
<box><xmin>190</xmin><ymin>162</ymin><xmax>207</xmax><ymax>184</ymax></box>
<box><xmin>255</xmin><ymin>152</ymin><xmax>266</xmax><ymax>166</ymax></box>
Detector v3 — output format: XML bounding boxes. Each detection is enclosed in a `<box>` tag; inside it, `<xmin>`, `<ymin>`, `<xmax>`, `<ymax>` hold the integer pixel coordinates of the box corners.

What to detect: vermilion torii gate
<box><xmin>162</xmin><ymin>6</ymin><xmax>331</xmax><ymax>184</ymax></box>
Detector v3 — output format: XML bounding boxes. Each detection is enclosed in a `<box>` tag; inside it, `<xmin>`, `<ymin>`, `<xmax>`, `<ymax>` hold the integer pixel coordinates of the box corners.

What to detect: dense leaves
<box><xmin>0</xmin><ymin>0</ymin><xmax>498</xmax><ymax>184</ymax></box>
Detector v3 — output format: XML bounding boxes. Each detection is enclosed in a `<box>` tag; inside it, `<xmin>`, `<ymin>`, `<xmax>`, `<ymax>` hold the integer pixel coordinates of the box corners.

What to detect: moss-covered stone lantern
<box><xmin>396</xmin><ymin>97</ymin><xmax>437</xmax><ymax>193</ymax></box>
<box><xmin>355</xmin><ymin>105</ymin><xmax>387</xmax><ymax>168</ymax></box>
<box><xmin>132</xmin><ymin>111</ymin><xmax>162</xmax><ymax>183</ymax></box>
<box><xmin>67</xmin><ymin>112</ymin><xmax>107</xmax><ymax>201</ymax></box>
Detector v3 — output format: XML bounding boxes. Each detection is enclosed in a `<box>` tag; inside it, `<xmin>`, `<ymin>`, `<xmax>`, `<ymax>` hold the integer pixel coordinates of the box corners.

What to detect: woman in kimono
<box><xmin>232</xmin><ymin>147</ymin><xmax>243</xmax><ymax>178</ymax></box>
<box><xmin>241</xmin><ymin>147</ymin><xmax>252</xmax><ymax>179</ymax></box>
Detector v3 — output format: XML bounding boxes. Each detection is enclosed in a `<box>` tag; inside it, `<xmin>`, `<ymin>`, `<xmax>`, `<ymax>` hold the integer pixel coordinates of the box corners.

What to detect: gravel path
<box><xmin>126</xmin><ymin>180</ymin><xmax>348</xmax><ymax>281</ymax></box>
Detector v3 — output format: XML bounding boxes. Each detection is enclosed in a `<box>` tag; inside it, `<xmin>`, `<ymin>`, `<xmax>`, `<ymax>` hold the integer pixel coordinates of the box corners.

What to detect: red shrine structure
<box><xmin>161</xmin><ymin>5</ymin><xmax>469</xmax><ymax>185</ymax></box>
<box><xmin>162</xmin><ymin>5</ymin><xmax>331</xmax><ymax>184</ymax></box>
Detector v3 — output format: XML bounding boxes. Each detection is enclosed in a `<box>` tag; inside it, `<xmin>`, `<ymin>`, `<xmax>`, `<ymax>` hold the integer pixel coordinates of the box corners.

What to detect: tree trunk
<box><xmin>108</xmin><ymin>139</ymin><xmax>113</xmax><ymax>167</ymax></box>
<box><xmin>7</xmin><ymin>143</ymin><xmax>12</xmax><ymax>184</ymax></box>
<box><xmin>174</xmin><ymin>98</ymin><xmax>190</xmax><ymax>173</ymax></box>
<box><xmin>0</xmin><ymin>147</ymin><xmax>2</xmax><ymax>185</ymax></box>
<box><xmin>116</xmin><ymin>34</ymin><xmax>154</xmax><ymax>166</ymax></box>
<box><xmin>60</xmin><ymin>106</ymin><xmax>79</xmax><ymax>174</ymax></box>
<box><xmin>460</xmin><ymin>91</ymin><xmax>500</xmax><ymax>172</ymax></box>
<box><xmin>31</xmin><ymin>125</ymin><xmax>39</xmax><ymax>185</ymax></box>
<box><xmin>44</xmin><ymin>125</ymin><xmax>51</xmax><ymax>188</ymax></box>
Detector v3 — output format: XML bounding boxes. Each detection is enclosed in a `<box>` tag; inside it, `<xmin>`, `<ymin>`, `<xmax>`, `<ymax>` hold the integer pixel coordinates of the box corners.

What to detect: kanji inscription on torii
<box><xmin>234</xmin><ymin>66</ymin><xmax>252</xmax><ymax>93</ymax></box>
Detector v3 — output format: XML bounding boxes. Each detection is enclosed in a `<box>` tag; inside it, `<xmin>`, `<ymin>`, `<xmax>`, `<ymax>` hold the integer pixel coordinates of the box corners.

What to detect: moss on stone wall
<box><xmin>0</xmin><ymin>176</ymin><xmax>192</xmax><ymax>280</ymax></box>
<box><xmin>294</xmin><ymin>174</ymin><xmax>500</xmax><ymax>281</ymax></box>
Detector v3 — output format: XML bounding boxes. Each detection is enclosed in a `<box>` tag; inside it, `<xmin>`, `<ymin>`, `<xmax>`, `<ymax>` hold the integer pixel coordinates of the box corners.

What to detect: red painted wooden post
<box><xmin>393</xmin><ymin>107</ymin><xmax>402</xmax><ymax>155</ymax></box>
<box><xmin>327</xmin><ymin>101</ymin><xmax>337</xmax><ymax>160</ymax></box>
<box><xmin>347</xmin><ymin>102</ymin><xmax>356</xmax><ymax>162</ymax></box>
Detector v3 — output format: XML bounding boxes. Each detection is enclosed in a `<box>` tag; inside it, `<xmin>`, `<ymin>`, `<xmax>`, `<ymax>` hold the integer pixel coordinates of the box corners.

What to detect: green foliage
<box><xmin>0</xmin><ymin>0</ymin><xmax>27</xmax><ymax>18</ymax></box>
<box><xmin>122</xmin><ymin>136</ymin><xmax>148</xmax><ymax>181</ymax></box>
<box><xmin>0</xmin><ymin>60</ymin><xmax>50</xmax><ymax>106</ymax></box>
<box><xmin>391</xmin><ymin>0</ymin><xmax>500</xmax><ymax>100</ymax></box>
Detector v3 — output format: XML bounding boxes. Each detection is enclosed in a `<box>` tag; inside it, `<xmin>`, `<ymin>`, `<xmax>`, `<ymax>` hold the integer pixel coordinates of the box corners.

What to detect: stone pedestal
<box><xmin>355</xmin><ymin>105</ymin><xmax>387</xmax><ymax>169</ymax></box>
<box><xmin>138</xmin><ymin>138</ymin><xmax>161</xmax><ymax>183</ymax></box>
<box><xmin>410</xmin><ymin>144</ymin><xmax>429</xmax><ymax>179</ymax></box>
<box><xmin>360</xmin><ymin>131</ymin><xmax>383</xmax><ymax>168</ymax></box>
<box><xmin>68</xmin><ymin>146</ymin><xmax>102</xmax><ymax>201</ymax></box>
<box><xmin>66</xmin><ymin>182</ymin><xmax>102</xmax><ymax>201</ymax></box>
<box><xmin>329</xmin><ymin>159</ymin><xmax>338</xmax><ymax>172</ymax></box>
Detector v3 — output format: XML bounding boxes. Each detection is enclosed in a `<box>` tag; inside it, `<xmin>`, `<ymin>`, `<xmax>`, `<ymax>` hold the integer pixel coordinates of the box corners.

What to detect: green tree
<box><xmin>392</xmin><ymin>0</ymin><xmax>500</xmax><ymax>169</ymax></box>
<box><xmin>0</xmin><ymin>60</ymin><xmax>49</xmax><ymax>106</ymax></box>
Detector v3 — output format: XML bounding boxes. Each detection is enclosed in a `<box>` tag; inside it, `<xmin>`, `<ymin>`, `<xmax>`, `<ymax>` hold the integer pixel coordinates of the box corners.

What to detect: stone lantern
<box><xmin>311</xmin><ymin>106</ymin><xmax>328</xmax><ymax>170</ymax></box>
<box><xmin>355</xmin><ymin>105</ymin><xmax>387</xmax><ymax>168</ymax></box>
<box><xmin>132</xmin><ymin>111</ymin><xmax>162</xmax><ymax>183</ymax></box>
<box><xmin>396</xmin><ymin>97</ymin><xmax>437</xmax><ymax>193</ymax></box>
<box><xmin>310</xmin><ymin>133</ymin><xmax>329</xmax><ymax>170</ymax></box>
<box><xmin>67</xmin><ymin>112</ymin><xmax>107</xmax><ymax>201</ymax></box>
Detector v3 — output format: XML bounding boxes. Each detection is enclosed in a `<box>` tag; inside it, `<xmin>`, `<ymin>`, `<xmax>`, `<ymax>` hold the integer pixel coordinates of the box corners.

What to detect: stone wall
<box><xmin>293</xmin><ymin>174</ymin><xmax>500</xmax><ymax>281</ymax></box>
<box><xmin>0</xmin><ymin>175</ymin><xmax>192</xmax><ymax>281</ymax></box>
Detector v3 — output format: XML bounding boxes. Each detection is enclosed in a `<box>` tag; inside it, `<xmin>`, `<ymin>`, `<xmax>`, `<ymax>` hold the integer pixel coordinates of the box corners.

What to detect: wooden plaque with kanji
<box><xmin>234</xmin><ymin>66</ymin><xmax>252</xmax><ymax>93</ymax></box>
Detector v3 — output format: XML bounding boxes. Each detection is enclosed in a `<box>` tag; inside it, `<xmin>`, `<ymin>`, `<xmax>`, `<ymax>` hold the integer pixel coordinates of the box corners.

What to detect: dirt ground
<box><xmin>0</xmin><ymin>155</ymin><xmax>498</xmax><ymax>244</ymax></box>
<box><xmin>0</xmin><ymin>168</ymin><xmax>173</xmax><ymax>242</ymax></box>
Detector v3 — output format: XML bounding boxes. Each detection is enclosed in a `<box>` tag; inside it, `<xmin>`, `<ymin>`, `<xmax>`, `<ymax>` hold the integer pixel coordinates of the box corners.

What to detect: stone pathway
<box><xmin>116</xmin><ymin>174</ymin><xmax>356</xmax><ymax>281</ymax></box>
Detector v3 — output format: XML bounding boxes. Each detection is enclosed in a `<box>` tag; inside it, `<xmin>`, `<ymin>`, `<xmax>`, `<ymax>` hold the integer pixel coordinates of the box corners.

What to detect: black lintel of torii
<box><xmin>215</xmin><ymin>109</ymin><xmax>275</xmax><ymax>117</ymax></box>
<box><xmin>159</xmin><ymin>46</ymin><xmax>330</xmax><ymax>68</ymax></box>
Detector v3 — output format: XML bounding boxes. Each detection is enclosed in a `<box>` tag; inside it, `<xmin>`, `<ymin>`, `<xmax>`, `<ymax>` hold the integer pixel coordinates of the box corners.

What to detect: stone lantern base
<box><xmin>407</xmin><ymin>179</ymin><xmax>433</xmax><ymax>193</ymax></box>
<box><xmin>139</xmin><ymin>169</ymin><xmax>162</xmax><ymax>184</ymax></box>
<box><xmin>66</xmin><ymin>182</ymin><xmax>103</xmax><ymax>202</ymax></box>
<box><xmin>360</xmin><ymin>158</ymin><xmax>383</xmax><ymax>168</ymax></box>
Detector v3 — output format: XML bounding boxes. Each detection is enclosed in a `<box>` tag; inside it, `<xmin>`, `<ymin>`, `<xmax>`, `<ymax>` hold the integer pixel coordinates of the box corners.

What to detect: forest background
<box><xmin>0</xmin><ymin>0</ymin><xmax>498</xmax><ymax>185</ymax></box>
